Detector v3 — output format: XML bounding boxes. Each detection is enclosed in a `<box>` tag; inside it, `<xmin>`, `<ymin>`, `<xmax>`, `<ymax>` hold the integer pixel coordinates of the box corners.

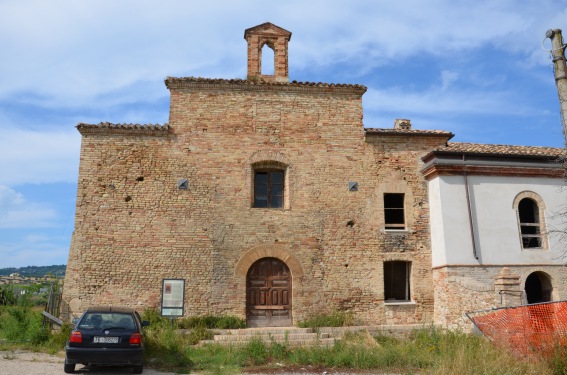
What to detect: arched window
<box><xmin>513</xmin><ymin>192</ymin><xmax>547</xmax><ymax>249</ymax></box>
<box><xmin>518</xmin><ymin>199</ymin><xmax>541</xmax><ymax>248</ymax></box>
<box><xmin>261</xmin><ymin>43</ymin><xmax>275</xmax><ymax>75</ymax></box>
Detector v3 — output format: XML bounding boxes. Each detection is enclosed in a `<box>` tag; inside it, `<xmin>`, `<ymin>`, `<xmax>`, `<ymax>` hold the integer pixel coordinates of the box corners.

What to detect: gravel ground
<box><xmin>0</xmin><ymin>350</ymin><xmax>391</xmax><ymax>375</ymax></box>
<box><xmin>0</xmin><ymin>350</ymin><xmax>179</xmax><ymax>375</ymax></box>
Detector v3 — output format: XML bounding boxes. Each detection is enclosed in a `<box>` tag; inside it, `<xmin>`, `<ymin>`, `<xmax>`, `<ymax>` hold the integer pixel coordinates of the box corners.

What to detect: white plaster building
<box><xmin>422</xmin><ymin>142</ymin><xmax>567</xmax><ymax>327</ymax></box>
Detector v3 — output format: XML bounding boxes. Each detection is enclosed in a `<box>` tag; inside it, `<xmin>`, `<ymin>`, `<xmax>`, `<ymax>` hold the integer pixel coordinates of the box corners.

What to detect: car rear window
<box><xmin>78</xmin><ymin>312</ymin><xmax>136</xmax><ymax>330</ymax></box>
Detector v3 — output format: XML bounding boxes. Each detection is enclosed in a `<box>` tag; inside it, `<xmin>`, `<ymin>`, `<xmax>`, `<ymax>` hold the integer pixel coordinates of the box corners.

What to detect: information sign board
<box><xmin>161</xmin><ymin>279</ymin><xmax>185</xmax><ymax>317</ymax></box>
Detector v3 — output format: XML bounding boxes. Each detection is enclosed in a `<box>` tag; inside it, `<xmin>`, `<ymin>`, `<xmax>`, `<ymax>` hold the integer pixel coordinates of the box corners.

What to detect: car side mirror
<box><xmin>141</xmin><ymin>320</ymin><xmax>150</xmax><ymax>327</ymax></box>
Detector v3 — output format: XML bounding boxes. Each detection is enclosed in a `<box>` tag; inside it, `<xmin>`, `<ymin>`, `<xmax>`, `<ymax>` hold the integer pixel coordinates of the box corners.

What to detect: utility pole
<box><xmin>547</xmin><ymin>29</ymin><xmax>567</xmax><ymax>147</ymax></box>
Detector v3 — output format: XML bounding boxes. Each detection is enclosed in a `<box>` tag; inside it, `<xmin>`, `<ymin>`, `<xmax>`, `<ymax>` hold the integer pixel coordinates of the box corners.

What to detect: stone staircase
<box><xmin>198</xmin><ymin>327</ymin><xmax>337</xmax><ymax>346</ymax></box>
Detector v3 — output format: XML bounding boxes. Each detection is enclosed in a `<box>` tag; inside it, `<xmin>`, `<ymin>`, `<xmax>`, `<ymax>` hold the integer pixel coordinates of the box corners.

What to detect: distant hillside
<box><xmin>0</xmin><ymin>265</ymin><xmax>66</xmax><ymax>278</ymax></box>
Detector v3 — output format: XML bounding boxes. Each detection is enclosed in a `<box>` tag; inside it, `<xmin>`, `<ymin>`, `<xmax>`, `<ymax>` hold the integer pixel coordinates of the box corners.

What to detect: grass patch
<box><xmin>0</xmin><ymin>306</ymin><xmax>49</xmax><ymax>345</ymax></box>
<box><xmin>140</xmin><ymin>310</ymin><xmax>245</xmax><ymax>372</ymax></box>
<box><xmin>186</xmin><ymin>327</ymin><xmax>552</xmax><ymax>375</ymax></box>
<box><xmin>297</xmin><ymin>311</ymin><xmax>355</xmax><ymax>328</ymax></box>
<box><xmin>178</xmin><ymin>314</ymin><xmax>246</xmax><ymax>329</ymax></box>
<box><xmin>0</xmin><ymin>307</ymin><xmax>559</xmax><ymax>375</ymax></box>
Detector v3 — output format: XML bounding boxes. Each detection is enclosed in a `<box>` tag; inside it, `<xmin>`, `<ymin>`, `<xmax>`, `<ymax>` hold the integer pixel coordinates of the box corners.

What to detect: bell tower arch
<box><xmin>244</xmin><ymin>22</ymin><xmax>292</xmax><ymax>83</ymax></box>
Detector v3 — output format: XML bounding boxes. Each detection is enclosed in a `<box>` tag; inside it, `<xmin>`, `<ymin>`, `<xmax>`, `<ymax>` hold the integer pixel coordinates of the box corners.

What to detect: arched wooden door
<box><xmin>246</xmin><ymin>257</ymin><xmax>292</xmax><ymax>327</ymax></box>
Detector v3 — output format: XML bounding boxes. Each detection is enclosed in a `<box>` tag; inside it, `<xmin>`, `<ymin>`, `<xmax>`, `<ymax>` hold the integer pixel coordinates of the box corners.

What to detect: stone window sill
<box><xmin>382</xmin><ymin>229</ymin><xmax>413</xmax><ymax>234</ymax></box>
<box><xmin>384</xmin><ymin>301</ymin><xmax>416</xmax><ymax>306</ymax></box>
<box><xmin>250</xmin><ymin>208</ymin><xmax>291</xmax><ymax>211</ymax></box>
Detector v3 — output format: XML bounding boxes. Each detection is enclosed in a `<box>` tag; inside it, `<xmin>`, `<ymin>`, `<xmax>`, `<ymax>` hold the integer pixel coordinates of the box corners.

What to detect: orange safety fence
<box><xmin>466</xmin><ymin>301</ymin><xmax>567</xmax><ymax>357</ymax></box>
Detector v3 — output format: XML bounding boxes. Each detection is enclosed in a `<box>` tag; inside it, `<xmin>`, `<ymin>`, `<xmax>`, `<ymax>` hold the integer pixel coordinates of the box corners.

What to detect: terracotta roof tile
<box><xmin>76</xmin><ymin>122</ymin><xmax>169</xmax><ymax>136</ymax></box>
<box><xmin>165</xmin><ymin>77</ymin><xmax>367</xmax><ymax>94</ymax></box>
<box><xmin>364</xmin><ymin>128</ymin><xmax>454</xmax><ymax>137</ymax></box>
<box><xmin>434</xmin><ymin>142</ymin><xmax>565</xmax><ymax>157</ymax></box>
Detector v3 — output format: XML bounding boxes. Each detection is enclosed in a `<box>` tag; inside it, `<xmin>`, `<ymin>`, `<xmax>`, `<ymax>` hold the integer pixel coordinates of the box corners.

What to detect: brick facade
<box><xmin>62</xmin><ymin>23</ymin><xmax>451</xmax><ymax>325</ymax></box>
<box><xmin>62</xmin><ymin>23</ymin><xmax>566</xmax><ymax>328</ymax></box>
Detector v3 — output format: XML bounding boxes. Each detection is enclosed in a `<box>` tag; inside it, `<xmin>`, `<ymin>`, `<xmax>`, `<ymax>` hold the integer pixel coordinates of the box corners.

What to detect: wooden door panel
<box><xmin>247</xmin><ymin>257</ymin><xmax>292</xmax><ymax>327</ymax></box>
<box><xmin>281</xmin><ymin>290</ymin><xmax>289</xmax><ymax>305</ymax></box>
<box><xmin>270</xmin><ymin>290</ymin><xmax>279</xmax><ymax>305</ymax></box>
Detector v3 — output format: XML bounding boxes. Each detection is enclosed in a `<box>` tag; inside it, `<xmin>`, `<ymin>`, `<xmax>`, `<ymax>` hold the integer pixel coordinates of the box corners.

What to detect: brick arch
<box><xmin>250</xmin><ymin>150</ymin><xmax>290</xmax><ymax>166</ymax></box>
<box><xmin>235</xmin><ymin>244</ymin><xmax>304</xmax><ymax>278</ymax></box>
<box><xmin>260</xmin><ymin>39</ymin><xmax>276</xmax><ymax>50</ymax></box>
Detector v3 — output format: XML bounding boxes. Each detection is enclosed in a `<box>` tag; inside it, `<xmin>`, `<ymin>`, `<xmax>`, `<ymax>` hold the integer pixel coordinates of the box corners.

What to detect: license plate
<box><xmin>94</xmin><ymin>336</ymin><xmax>119</xmax><ymax>344</ymax></box>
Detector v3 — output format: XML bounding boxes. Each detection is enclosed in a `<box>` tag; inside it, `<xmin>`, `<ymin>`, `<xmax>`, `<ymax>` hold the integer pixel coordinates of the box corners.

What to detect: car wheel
<box><xmin>132</xmin><ymin>364</ymin><xmax>143</xmax><ymax>374</ymax></box>
<box><xmin>64</xmin><ymin>362</ymin><xmax>75</xmax><ymax>373</ymax></box>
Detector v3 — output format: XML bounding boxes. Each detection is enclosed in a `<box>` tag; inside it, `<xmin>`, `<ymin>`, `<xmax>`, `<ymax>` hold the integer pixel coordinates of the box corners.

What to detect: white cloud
<box><xmin>440</xmin><ymin>71</ymin><xmax>459</xmax><ymax>91</ymax></box>
<box><xmin>0</xmin><ymin>127</ymin><xmax>80</xmax><ymax>186</ymax></box>
<box><xmin>0</xmin><ymin>186</ymin><xmax>57</xmax><ymax>228</ymax></box>
<box><xmin>363</xmin><ymin>85</ymin><xmax>521</xmax><ymax>117</ymax></box>
<box><xmin>0</xmin><ymin>0</ymin><xmax>564</xmax><ymax>107</ymax></box>
<box><xmin>0</xmin><ymin>0</ymin><xmax>564</xmax><ymax>268</ymax></box>
<box><xmin>0</xmin><ymin>234</ymin><xmax>69</xmax><ymax>267</ymax></box>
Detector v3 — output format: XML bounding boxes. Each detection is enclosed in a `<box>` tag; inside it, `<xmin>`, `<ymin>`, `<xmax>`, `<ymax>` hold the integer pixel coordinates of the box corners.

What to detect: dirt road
<box><xmin>0</xmin><ymin>350</ymin><xmax>179</xmax><ymax>375</ymax></box>
<box><xmin>0</xmin><ymin>350</ymin><xmax>385</xmax><ymax>375</ymax></box>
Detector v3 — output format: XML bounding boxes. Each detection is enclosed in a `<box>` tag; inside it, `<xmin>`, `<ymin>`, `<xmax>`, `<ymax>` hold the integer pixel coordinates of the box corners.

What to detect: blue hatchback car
<box><xmin>64</xmin><ymin>306</ymin><xmax>150</xmax><ymax>374</ymax></box>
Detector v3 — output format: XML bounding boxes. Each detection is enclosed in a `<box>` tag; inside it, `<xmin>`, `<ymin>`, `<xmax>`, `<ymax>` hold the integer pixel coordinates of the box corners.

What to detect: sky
<box><xmin>1</xmin><ymin>0</ymin><xmax>567</xmax><ymax>268</ymax></box>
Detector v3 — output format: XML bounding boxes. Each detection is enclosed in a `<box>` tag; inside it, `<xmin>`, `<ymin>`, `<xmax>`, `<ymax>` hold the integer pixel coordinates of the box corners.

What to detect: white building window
<box><xmin>513</xmin><ymin>192</ymin><xmax>547</xmax><ymax>250</ymax></box>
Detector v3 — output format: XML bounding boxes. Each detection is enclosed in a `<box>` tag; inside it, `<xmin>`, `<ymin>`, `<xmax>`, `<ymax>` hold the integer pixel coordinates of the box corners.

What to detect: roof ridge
<box><xmin>76</xmin><ymin>122</ymin><xmax>169</xmax><ymax>137</ymax></box>
<box><xmin>77</xmin><ymin>122</ymin><xmax>168</xmax><ymax>127</ymax></box>
<box><xmin>165</xmin><ymin>76</ymin><xmax>367</xmax><ymax>90</ymax></box>
<box><xmin>434</xmin><ymin>142</ymin><xmax>565</xmax><ymax>157</ymax></box>
<box><xmin>364</xmin><ymin>127</ymin><xmax>454</xmax><ymax>138</ymax></box>
<box><xmin>446</xmin><ymin>141</ymin><xmax>565</xmax><ymax>150</ymax></box>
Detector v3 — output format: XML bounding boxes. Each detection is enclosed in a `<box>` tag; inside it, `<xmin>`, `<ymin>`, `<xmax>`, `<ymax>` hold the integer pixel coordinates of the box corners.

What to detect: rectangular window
<box><xmin>254</xmin><ymin>170</ymin><xmax>284</xmax><ymax>208</ymax></box>
<box><xmin>518</xmin><ymin>198</ymin><xmax>543</xmax><ymax>248</ymax></box>
<box><xmin>384</xmin><ymin>261</ymin><xmax>411</xmax><ymax>302</ymax></box>
<box><xmin>384</xmin><ymin>193</ymin><xmax>405</xmax><ymax>229</ymax></box>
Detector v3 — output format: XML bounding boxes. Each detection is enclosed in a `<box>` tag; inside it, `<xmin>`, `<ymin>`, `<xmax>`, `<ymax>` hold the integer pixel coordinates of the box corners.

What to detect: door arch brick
<box><xmin>235</xmin><ymin>244</ymin><xmax>304</xmax><ymax>278</ymax></box>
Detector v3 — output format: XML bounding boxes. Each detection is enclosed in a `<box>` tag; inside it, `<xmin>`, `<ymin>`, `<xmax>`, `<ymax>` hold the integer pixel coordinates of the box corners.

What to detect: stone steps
<box><xmin>197</xmin><ymin>327</ymin><xmax>337</xmax><ymax>346</ymax></box>
<box><xmin>193</xmin><ymin>324</ymin><xmax>429</xmax><ymax>346</ymax></box>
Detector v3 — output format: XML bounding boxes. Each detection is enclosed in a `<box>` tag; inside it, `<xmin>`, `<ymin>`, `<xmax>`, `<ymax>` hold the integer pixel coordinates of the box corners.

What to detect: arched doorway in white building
<box><xmin>525</xmin><ymin>271</ymin><xmax>552</xmax><ymax>304</ymax></box>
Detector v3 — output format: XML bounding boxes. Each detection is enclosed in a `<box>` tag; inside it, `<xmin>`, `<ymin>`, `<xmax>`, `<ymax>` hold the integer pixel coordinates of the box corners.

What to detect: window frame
<box><xmin>383</xmin><ymin>260</ymin><xmax>411</xmax><ymax>303</ymax></box>
<box><xmin>384</xmin><ymin>193</ymin><xmax>406</xmax><ymax>230</ymax></box>
<box><xmin>253</xmin><ymin>169</ymin><xmax>284</xmax><ymax>208</ymax></box>
<box><xmin>513</xmin><ymin>191</ymin><xmax>547</xmax><ymax>250</ymax></box>
<box><xmin>518</xmin><ymin>198</ymin><xmax>542</xmax><ymax>248</ymax></box>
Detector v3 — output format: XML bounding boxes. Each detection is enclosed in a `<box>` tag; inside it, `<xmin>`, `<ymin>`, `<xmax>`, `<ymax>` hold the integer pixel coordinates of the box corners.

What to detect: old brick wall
<box><xmin>359</xmin><ymin>134</ymin><xmax>446</xmax><ymax>325</ymax></box>
<box><xmin>62</xmin><ymin>80</ymin><xmax>447</xmax><ymax>326</ymax></box>
<box><xmin>63</xmin><ymin>128</ymin><xmax>218</xmax><ymax>317</ymax></box>
<box><xmin>433</xmin><ymin>265</ymin><xmax>567</xmax><ymax>329</ymax></box>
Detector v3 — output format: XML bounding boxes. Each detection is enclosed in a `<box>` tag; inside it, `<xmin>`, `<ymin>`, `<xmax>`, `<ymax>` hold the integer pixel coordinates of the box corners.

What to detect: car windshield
<box><xmin>78</xmin><ymin>312</ymin><xmax>135</xmax><ymax>330</ymax></box>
